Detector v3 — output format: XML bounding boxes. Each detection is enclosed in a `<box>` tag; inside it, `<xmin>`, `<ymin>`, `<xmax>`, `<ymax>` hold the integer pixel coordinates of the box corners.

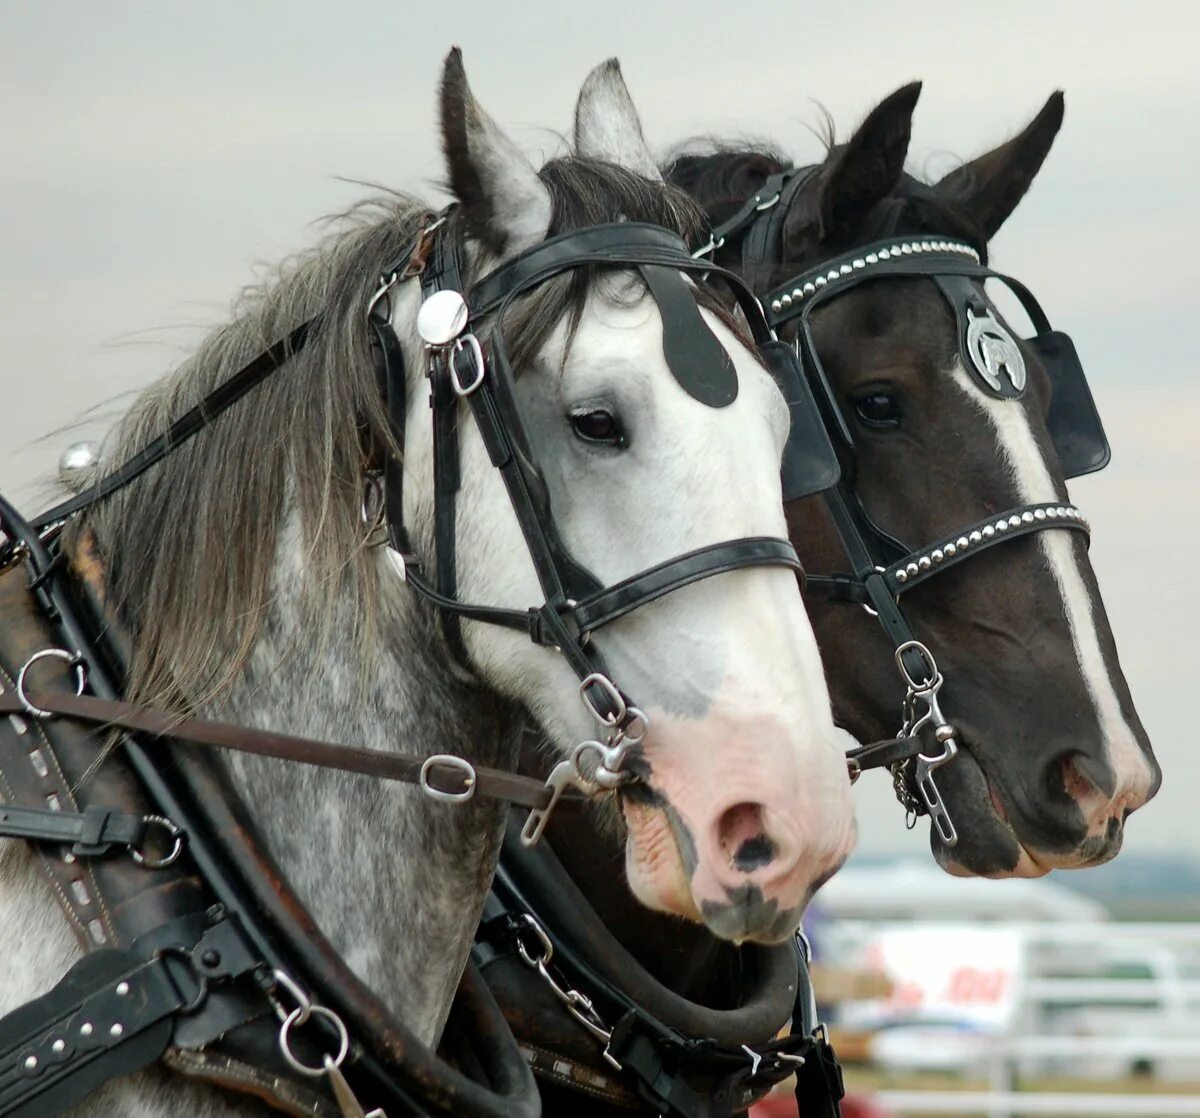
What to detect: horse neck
<box><xmin>211</xmin><ymin>538</ymin><xmax>524</xmax><ymax>1045</ymax></box>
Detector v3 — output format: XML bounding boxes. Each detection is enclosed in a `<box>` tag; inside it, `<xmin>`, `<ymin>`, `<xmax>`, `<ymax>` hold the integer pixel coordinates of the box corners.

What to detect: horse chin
<box><xmin>930</xmin><ymin>744</ymin><xmax>1126</xmax><ymax>878</ymax></box>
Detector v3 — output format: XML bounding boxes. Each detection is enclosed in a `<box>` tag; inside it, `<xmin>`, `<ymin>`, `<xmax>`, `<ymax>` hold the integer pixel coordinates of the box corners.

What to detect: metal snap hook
<box><xmin>515</xmin><ymin>913</ymin><xmax>554</xmax><ymax>968</ymax></box>
<box><xmin>16</xmin><ymin>649</ymin><xmax>86</xmax><ymax>719</ymax></box>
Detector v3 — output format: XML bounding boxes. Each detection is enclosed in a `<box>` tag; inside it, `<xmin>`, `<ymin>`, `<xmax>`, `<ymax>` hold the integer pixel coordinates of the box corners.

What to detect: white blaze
<box><xmin>947</xmin><ymin>359</ymin><xmax>1154</xmax><ymax>810</ymax></box>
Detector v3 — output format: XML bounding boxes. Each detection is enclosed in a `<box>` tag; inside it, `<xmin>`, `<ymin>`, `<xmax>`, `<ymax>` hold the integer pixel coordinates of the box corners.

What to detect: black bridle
<box><xmin>24</xmin><ymin>210</ymin><xmax>818</xmax><ymax>843</ymax></box>
<box><xmin>698</xmin><ymin>170</ymin><xmax>1107</xmax><ymax>845</ymax></box>
<box><xmin>364</xmin><ymin>211</ymin><xmax>826</xmax><ymax>840</ymax></box>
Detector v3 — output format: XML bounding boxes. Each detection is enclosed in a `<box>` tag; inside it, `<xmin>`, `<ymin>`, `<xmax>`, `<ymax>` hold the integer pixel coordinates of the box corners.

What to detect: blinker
<box><xmin>637</xmin><ymin>264</ymin><xmax>738</xmax><ymax>408</ymax></box>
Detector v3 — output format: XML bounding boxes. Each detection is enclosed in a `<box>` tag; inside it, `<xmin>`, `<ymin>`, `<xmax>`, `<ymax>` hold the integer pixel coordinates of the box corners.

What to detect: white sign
<box><xmin>849</xmin><ymin>923</ymin><xmax>1023</xmax><ymax>1031</ymax></box>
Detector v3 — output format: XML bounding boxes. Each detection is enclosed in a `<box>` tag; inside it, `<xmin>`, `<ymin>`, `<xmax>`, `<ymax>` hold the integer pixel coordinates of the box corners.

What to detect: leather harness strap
<box><xmin>0</xmin><ymin>690</ymin><xmax>561</xmax><ymax>813</ymax></box>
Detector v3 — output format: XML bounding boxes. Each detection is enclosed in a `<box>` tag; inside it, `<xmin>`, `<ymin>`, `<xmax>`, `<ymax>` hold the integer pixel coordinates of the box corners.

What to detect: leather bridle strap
<box><xmin>565</xmin><ymin>537</ymin><xmax>802</xmax><ymax>637</ymax></box>
<box><xmin>690</xmin><ymin>170</ymin><xmax>797</xmax><ymax>259</ymax></box>
<box><xmin>30</xmin><ymin>318</ymin><xmax>320</xmax><ymax>533</ymax></box>
<box><xmin>806</xmin><ymin>501</ymin><xmax>1091</xmax><ymax>605</ymax></box>
<box><xmin>0</xmin><ymin>690</ymin><xmax>562</xmax><ymax>812</ymax></box>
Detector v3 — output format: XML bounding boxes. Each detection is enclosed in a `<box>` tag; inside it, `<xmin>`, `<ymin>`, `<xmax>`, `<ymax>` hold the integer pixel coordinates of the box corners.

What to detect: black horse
<box><xmin>486</xmin><ymin>77</ymin><xmax>1161</xmax><ymax>1118</ymax></box>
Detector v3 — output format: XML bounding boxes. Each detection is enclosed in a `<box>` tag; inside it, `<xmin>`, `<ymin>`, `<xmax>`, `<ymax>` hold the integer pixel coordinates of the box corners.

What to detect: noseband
<box><xmin>697</xmin><ymin>169</ymin><xmax>1109</xmax><ymax>845</ymax></box>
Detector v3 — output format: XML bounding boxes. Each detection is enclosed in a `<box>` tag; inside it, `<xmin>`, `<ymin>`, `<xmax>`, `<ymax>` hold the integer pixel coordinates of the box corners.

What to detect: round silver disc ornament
<box><xmin>416</xmin><ymin>290</ymin><xmax>469</xmax><ymax>346</ymax></box>
<box><xmin>964</xmin><ymin>305</ymin><xmax>1026</xmax><ymax>397</ymax></box>
<box><xmin>57</xmin><ymin>441</ymin><xmax>101</xmax><ymax>484</ymax></box>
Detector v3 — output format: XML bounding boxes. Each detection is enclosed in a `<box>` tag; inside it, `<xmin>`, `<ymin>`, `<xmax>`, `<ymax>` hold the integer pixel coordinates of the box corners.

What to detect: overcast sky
<box><xmin>1</xmin><ymin>2</ymin><xmax>1195</xmax><ymax>866</ymax></box>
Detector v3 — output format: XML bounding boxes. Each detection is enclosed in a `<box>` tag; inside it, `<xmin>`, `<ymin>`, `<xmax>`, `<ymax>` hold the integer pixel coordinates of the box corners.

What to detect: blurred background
<box><xmin>3</xmin><ymin>2</ymin><xmax>1197</xmax><ymax>1113</ymax></box>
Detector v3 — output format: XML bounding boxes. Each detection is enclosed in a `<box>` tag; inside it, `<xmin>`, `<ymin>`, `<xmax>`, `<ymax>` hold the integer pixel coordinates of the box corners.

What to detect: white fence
<box><xmin>831</xmin><ymin>920</ymin><xmax>1200</xmax><ymax>1118</ymax></box>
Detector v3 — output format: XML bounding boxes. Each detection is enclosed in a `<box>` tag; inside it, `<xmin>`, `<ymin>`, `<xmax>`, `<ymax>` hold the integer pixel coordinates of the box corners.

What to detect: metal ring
<box><xmin>450</xmin><ymin>334</ymin><xmax>486</xmax><ymax>396</ymax></box>
<box><xmin>579</xmin><ymin>673</ymin><xmax>625</xmax><ymax>727</ymax></box>
<box><xmin>278</xmin><ymin>1004</ymin><xmax>350</xmax><ymax>1078</ymax></box>
<box><xmin>418</xmin><ymin>754</ymin><xmax>477</xmax><ymax>803</ymax></box>
<box><xmin>131</xmin><ymin>815</ymin><xmax>185</xmax><ymax>869</ymax></box>
<box><xmin>16</xmin><ymin>649</ymin><xmax>86</xmax><ymax>719</ymax></box>
<box><xmin>515</xmin><ymin>913</ymin><xmax>554</xmax><ymax>968</ymax></box>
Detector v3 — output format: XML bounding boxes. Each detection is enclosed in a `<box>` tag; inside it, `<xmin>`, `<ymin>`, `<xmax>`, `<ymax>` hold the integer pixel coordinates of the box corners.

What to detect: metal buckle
<box><xmin>449</xmin><ymin>334</ymin><xmax>486</xmax><ymax>397</ymax></box>
<box><xmin>418</xmin><ymin>754</ymin><xmax>477</xmax><ymax>803</ymax></box>
<box><xmin>579</xmin><ymin>673</ymin><xmax>626</xmax><ymax>727</ymax></box>
<box><xmin>16</xmin><ymin>649</ymin><xmax>87</xmax><ymax>719</ymax></box>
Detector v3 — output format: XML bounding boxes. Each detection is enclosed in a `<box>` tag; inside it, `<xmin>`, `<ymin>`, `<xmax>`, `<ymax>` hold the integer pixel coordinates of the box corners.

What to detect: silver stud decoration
<box><xmin>80</xmin><ymin>1023</ymin><xmax>93</xmax><ymax>1037</ymax></box>
<box><xmin>109</xmin><ymin>1024</ymin><xmax>123</xmax><ymax>1038</ymax></box>
<box><xmin>58</xmin><ymin>441</ymin><xmax>101</xmax><ymax>485</ymax></box>
<box><xmin>116</xmin><ymin>981</ymin><xmax>130</xmax><ymax>997</ymax></box>
<box><xmin>768</xmin><ymin>238</ymin><xmax>981</xmax><ymax>314</ymax></box>
<box><xmin>889</xmin><ymin>504</ymin><xmax>1089</xmax><ymax>586</ymax></box>
<box><xmin>51</xmin><ymin>1039</ymin><xmax>65</xmax><ymax>1054</ymax></box>
<box><xmin>23</xmin><ymin>1055</ymin><xmax>38</xmax><ymax>1072</ymax></box>
<box><xmin>416</xmin><ymin>290</ymin><xmax>469</xmax><ymax>346</ymax></box>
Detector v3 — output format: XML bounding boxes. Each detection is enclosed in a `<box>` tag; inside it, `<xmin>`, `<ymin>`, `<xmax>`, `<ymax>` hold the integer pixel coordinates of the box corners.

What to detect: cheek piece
<box><xmin>697</xmin><ymin>171</ymin><xmax>1109</xmax><ymax>846</ymax></box>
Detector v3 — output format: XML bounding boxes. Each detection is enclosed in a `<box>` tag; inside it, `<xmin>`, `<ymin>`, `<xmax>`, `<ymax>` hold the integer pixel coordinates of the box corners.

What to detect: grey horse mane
<box><xmin>63</xmin><ymin>159</ymin><xmax>709</xmax><ymax>713</ymax></box>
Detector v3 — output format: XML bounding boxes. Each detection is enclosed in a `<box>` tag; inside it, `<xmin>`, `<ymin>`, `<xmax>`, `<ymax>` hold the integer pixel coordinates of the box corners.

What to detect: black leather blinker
<box><xmin>638</xmin><ymin>264</ymin><xmax>738</xmax><ymax>408</ymax></box>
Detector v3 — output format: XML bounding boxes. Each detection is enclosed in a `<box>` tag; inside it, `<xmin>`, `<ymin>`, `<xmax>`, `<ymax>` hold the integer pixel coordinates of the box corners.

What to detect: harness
<box><xmin>0</xmin><ymin>208</ymin><xmax>837</xmax><ymax>1116</ymax></box>
<box><xmin>698</xmin><ymin>165</ymin><xmax>1109</xmax><ymax>843</ymax></box>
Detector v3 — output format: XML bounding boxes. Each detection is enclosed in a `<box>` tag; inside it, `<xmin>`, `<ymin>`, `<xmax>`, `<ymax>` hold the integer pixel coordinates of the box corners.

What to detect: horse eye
<box><xmin>570</xmin><ymin>409</ymin><xmax>625</xmax><ymax>447</ymax></box>
<box><xmin>854</xmin><ymin>391</ymin><xmax>902</xmax><ymax>430</ymax></box>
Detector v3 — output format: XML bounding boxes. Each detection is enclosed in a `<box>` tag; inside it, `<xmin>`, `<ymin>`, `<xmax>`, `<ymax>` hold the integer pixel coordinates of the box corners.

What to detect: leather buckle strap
<box><xmin>0</xmin><ymin>689</ymin><xmax>560</xmax><ymax>813</ymax></box>
<box><xmin>0</xmin><ymin>803</ymin><xmax>149</xmax><ymax>859</ymax></box>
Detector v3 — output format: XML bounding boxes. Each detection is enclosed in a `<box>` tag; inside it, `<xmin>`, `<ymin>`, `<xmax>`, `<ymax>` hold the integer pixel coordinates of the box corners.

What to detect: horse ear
<box><xmin>807</xmin><ymin>81</ymin><xmax>922</xmax><ymax>244</ymax></box>
<box><xmin>937</xmin><ymin>92</ymin><xmax>1064</xmax><ymax>241</ymax></box>
<box><xmin>439</xmin><ymin>47</ymin><xmax>552</xmax><ymax>256</ymax></box>
<box><xmin>573</xmin><ymin>59</ymin><xmax>662</xmax><ymax>180</ymax></box>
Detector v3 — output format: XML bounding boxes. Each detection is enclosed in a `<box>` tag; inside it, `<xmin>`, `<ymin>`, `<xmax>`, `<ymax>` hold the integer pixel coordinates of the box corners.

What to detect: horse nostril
<box><xmin>715</xmin><ymin>803</ymin><xmax>777</xmax><ymax>872</ymax></box>
<box><xmin>733</xmin><ymin>834</ymin><xmax>776</xmax><ymax>872</ymax></box>
<box><xmin>1062</xmin><ymin>753</ymin><xmax>1117</xmax><ymax>800</ymax></box>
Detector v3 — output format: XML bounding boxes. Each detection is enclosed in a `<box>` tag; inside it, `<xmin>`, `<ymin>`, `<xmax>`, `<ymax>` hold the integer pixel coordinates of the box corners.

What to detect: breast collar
<box><xmin>695</xmin><ymin>172</ymin><xmax>1097</xmax><ymax>846</ymax></box>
